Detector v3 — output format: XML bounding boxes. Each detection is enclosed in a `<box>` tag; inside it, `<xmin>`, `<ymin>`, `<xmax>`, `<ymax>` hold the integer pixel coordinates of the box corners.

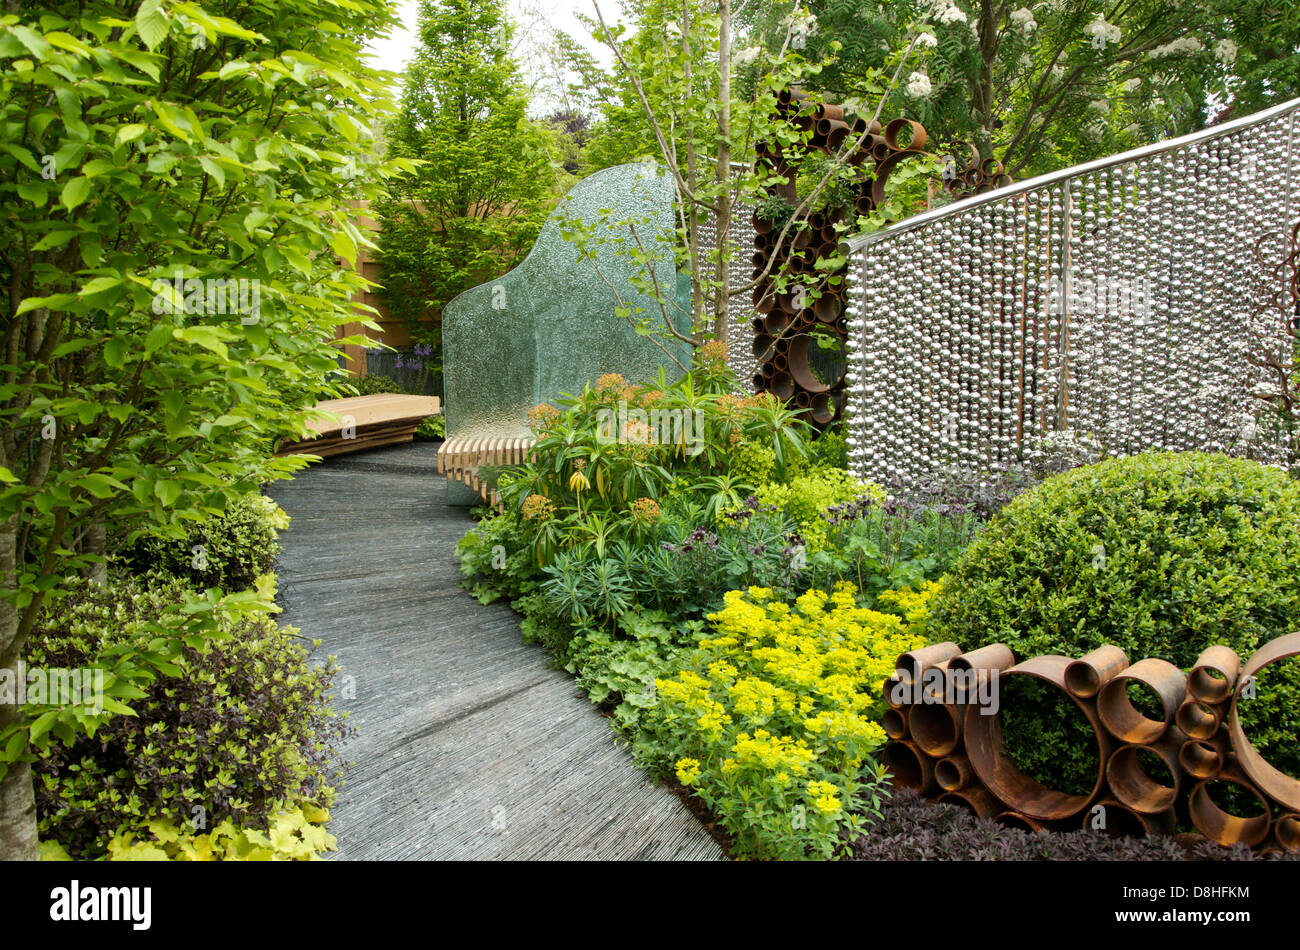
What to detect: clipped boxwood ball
<box><xmin>929</xmin><ymin>451</ymin><xmax>1300</xmax><ymax>790</ymax></box>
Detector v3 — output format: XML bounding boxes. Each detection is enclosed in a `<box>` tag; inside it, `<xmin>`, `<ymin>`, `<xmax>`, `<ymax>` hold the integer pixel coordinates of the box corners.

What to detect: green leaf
<box><xmin>104</xmin><ymin>337</ymin><xmax>128</xmax><ymax>368</ymax></box>
<box><xmin>198</xmin><ymin>155</ymin><xmax>225</xmax><ymax>189</ymax></box>
<box><xmin>329</xmin><ymin>228</ymin><xmax>356</xmax><ymax>264</ymax></box>
<box><xmin>16</xmin><ymin>182</ymin><xmax>48</xmax><ymax>207</ymax></box>
<box><xmin>28</xmin><ymin>711</ymin><xmax>60</xmax><ymax>743</ymax></box>
<box><xmin>60</xmin><ymin>176</ymin><xmax>92</xmax><ymax>212</ymax></box>
<box><xmin>79</xmin><ymin>276</ymin><xmax>121</xmax><ymax>298</ymax></box>
<box><xmin>116</xmin><ymin>123</ymin><xmax>148</xmax><ymax>146</ymax></box>
<box><xmin>136</xmin><ymin>0</ymin><xmax>171</xmax><ymax>51</ymax></box>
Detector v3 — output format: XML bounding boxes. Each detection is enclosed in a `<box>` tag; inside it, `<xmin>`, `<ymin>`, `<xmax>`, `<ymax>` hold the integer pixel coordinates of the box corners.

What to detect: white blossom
<box><xmin>1151</xmin><ymin>36</ymin><xmax>1204</xmax><ymax>58</ymax></box>
<box><xmin>915</xmin><ymin>31</ymin><xmax>938</xmax><ymax>49</ymax></box>
<box><xmin>938</xmin><ymin>4</ymin><xmax>968</xmax><ymax>26</ymax></box>
<box><xmin>1084</xmin><ymin>15</ymin><xmax>1121</xmax><ymax>50</ymax></box>
<box><xmin>1122</xmin><ymin>77</ymin><xmax>1142</xmax><ymax>92</ymax></box>
<box><xmin>733</xmin><ymin>46</ymin><xmax>762</xmax><ymax>66</ymax></box>
<box><xmin>906</xmin><ymin>71</ymin><xmax>932</xmax><ymax>98</ymax></box>
<box><xmin>1009</xmin><ymin>7</ymin><xmax>1037</xmax><ymax>34</ymax></box>
<box><xmin>1214</xmin><ymin>39</ymin><xmax>1238</xmax><ymax>65</ymax></box>
<box><xmin>1051</xmin><ymin>64</ymin><xmax>1065</xmax><ymax>80</ymax></box>
<box><xmin>1088</xmin><ymin>99</ymin><xmax>1111</xmax><ymax>114</ymax></box>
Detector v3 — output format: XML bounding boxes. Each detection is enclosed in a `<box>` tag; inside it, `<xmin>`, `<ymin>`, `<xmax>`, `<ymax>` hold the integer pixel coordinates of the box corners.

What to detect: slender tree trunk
<box><xmin>0</xmin><ymin>520</ymin><xmax>38</xmax><ymax>861</ymax></box>
<box><xmin>83</xmin><ymin>522</ymin><xmax>107</xmax><ymax>586</ymax></box>
<box><xmin>974</xmin><ymin>0</ymin><xmax>998</xmax><ymax>159</ymax></box>
<box><xmin>713</xmin><ymin>0</ymin><xmax>732</xmax><ymax>344</ymax></box>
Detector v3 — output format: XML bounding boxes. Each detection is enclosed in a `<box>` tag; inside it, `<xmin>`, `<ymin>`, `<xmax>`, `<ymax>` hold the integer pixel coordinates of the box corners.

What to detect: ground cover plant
<box><xmin>456</xmin><ymin>348</ymin><xmax>989</xmax><ymax>858</ymax></box>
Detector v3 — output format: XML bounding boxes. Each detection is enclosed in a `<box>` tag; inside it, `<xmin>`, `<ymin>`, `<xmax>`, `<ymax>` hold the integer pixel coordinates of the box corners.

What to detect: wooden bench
<box><xmin>437</xmin><ymin>435</ymin><xmax>535</xmax><ymax>505</ymax></box>
<box><xmin>278</xmin><ymin>394</ymin><xmax>442</xmax><ymax>458</ymax></box>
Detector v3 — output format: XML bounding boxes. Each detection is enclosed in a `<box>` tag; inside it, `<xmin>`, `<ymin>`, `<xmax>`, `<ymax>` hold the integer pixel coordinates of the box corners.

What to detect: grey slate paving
<box><xmin>268</xmin><ymin>442</ymin><xmax>724</xmax><ymax>861</ymax></box>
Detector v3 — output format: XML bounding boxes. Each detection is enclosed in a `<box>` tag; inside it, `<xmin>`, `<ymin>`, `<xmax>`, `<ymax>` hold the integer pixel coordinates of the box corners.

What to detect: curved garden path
<box><xmin>269</xmin><ymin>442</ymin><xmax>723</xmax><ymax>860</ymax></box>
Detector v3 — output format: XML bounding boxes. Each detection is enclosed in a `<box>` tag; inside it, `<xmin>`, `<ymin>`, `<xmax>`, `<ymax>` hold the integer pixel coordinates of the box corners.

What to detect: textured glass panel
<box><xmin>442</xmin><ymin>163</ymin><xmax>693</xmax><ymax>497</ymax></box>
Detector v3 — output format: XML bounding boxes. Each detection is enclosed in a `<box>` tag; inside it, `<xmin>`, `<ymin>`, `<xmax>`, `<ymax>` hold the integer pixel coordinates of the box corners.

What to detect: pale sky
<box><xmin>364</xmin><ymin>0</ymin><xmax>617</xmax><ymax>112</ymax></box>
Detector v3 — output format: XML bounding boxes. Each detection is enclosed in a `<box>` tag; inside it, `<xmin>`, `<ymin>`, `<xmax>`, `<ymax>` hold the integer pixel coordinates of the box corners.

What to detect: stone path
<box><xmin>269</xmin><ymin>443</ymin><xmax>724</xmax><ymax>860</ymax></box>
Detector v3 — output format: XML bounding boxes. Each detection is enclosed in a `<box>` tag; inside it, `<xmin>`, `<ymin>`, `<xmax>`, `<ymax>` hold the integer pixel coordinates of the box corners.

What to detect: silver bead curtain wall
<box><xmin>696</xmin><ymin>167</ymin><xmax>760</xmax><ymax>390</ymax></box>
<box><xmin>843</xmin><ymin>98</ymin><xmax>1300</xmax><ymax>490</ymax></box>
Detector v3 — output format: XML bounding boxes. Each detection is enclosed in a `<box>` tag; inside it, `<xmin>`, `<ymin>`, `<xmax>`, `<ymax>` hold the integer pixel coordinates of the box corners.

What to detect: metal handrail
<box><xmin>844</xmin><ymin>96</ymin><xmax>1300</xmax><ymax>252</ymax></box>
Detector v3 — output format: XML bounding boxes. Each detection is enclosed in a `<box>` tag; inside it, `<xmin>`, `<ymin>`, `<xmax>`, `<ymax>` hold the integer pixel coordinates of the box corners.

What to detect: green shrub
<box><xmin>929</xmin><ymin>451</ymin><xmax>1300</xmax><ymax>789</ymax></box>
<box><xmin>124</xmin><ymin>492</ymin><xmax>287</xmax><ymax>593</ymax></box>
<box><xmin>753</xmin><ymin>466</ymin><xmax>884</xmax><ymax>552</ymax></box>
<box><xmin>29</xmin><ymin>577</ymin><xmax>349</xmax><ymax>859</ymax></box>
<box><xmin>728</xmin><ymin>439</ymin><xmax>777</xmax><ymax>486</ymax></box>
<box><xmin>350</xmin><ymin>373</ymin><xmax>405</xmax><ymax>396</ymax></box>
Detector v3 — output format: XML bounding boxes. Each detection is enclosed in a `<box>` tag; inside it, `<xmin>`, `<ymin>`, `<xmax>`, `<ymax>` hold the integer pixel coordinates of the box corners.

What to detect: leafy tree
<box><xmin>566</xmin><ymin>0</ymin><xmax>931</xmax><ymax>351</ymax></box>
<box><xmin>802</xmin><ymin>0</ymin><xmax>1278</xmax><ymax>178</ymax></box>
<box><xmin>0</xmin><ymin>0</ymin><xmax>407</xmax><ymax>859</ymax></box>
<box><xmin>374</xmin><ymin>0</ymin><xmax>564</xmax><ymax>343</ymax></box>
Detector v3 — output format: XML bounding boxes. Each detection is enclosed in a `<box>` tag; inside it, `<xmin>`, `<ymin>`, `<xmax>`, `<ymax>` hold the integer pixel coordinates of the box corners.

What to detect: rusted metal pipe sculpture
<box><xmin>1175</xmin><ymin>697</ymin><xmax>1223</xmax><ymax>741</ymax></box>
<box><xmin>935</xmin><ymin>753</ymin><xmax>974</xmax><ymax>792</ymax></box>
<box><xmin>937</xmin><ymin>786</ymin><xmax>1000</xmax><ymax>819</ymax></box>
<box><xmin>1097</xmin><ymin>658</ymin><xmax>1186</xmax><ymax>744</ymax></box>
<box><xmin>1188</xmin><ymin>760</ymin><xmax>1273</xmax><ymax>847</ymax></box>
<box><xmin>882</xmin><ymin>706</ymin><xmax>909</xmax><ymax>741</ymax></box>
<box><xmin>882</xmin><ymin>740</ymin><xmax>936</xmax><ymax>795</ymax></box>
<box><xmin>1064</xmin><ymin>645</ymin><xmax>1129</xmax><ymax>699</ymax></box>
<box><xmin>751</xmin><ymin>91</ymin><xmax>928</xmax><ymax>427</ymax></box>
<box><xmin>963</xmin><ymin>654</ymin><xmax>1111</xmax><ymax>821</ymax></box>
<box><xmin>1226</xmin><ymin>631</ymin><xmax>1300</xmax><ymax>814</ymax></box>
<box><xmin>1274</xmin><ymin>813</ymin><xmax>1300</xmax><ymax>852</ymax></box>
<box><xmin>884</xmin><ymin>634</ymin><xmax>1296</xmax><ymax>852</ymax></box>
<box><xmin>1083</xmin><ymin>799</ymin><xmax>1175</xmax><ymax>837</ymax></box>
<box><xmin>1187</xmin><ymin>645</ymin><xmax>1240</xmax><ymax>704</ymax></box>
<box><xmin>1106</xmin><ymin>729</ymin><xmax>1184</xmax><ymax>814</ymax></box>
<box><xmin>994</xmin><ymin>812</ymin><xmax>1046</xmax><ymax>833</ymax></box>
<box><xmin>1178</xmin><ymin>730</ymin><xmax>1229</xmax><ymax>780</ymax></box>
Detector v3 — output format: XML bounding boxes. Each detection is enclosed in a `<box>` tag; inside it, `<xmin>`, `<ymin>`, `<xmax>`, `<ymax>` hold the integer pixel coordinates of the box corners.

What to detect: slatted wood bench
<box><xmin>278</xmin><ymin>394</ymin><xmax>442</xmax><ymax>458</ymax></box>
<box><xmin>437</xmin><ymin>435</ymin><xmax>535</xmax><ymax>505</ymax></box>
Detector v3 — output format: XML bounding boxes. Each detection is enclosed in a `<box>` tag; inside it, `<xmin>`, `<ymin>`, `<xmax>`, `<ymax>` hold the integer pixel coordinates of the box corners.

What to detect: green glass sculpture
<box><xmin>441</xmin><ymin>162</ymin><xmax>692</xmax><ymax>504</ymax></box>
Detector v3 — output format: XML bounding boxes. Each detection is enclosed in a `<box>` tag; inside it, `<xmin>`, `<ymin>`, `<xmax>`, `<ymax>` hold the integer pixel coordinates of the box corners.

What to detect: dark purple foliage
<box><xmin>850</xmin><ymin>789</ymin><xmax>1297</xmax><ymax>862</ymax></box>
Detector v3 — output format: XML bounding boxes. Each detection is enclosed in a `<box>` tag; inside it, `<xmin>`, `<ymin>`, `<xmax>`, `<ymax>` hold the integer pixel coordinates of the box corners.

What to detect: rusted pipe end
<box><xmin>910</xmin><ymin>700</ymin><xmax>963</xmax><ymax>758</ymax></box>
<box><xmin>884</xmin><ymin>670</ymin><xmax>911</xmax><ymax>709</ymax></box>
<box><xmin>1178</xmin><ymin>730</ymin><xmax>1228</xmax><ymax>780</ymax></box>
<box><xmin>1188</xmin><ymin>763</ymin><xmax>1273</xmax><ymax>848</ymax></box>
<box><xmin>948</xmin><ymin>643</ymin><xmax>1015</xmax><ymax>704</ymax></box>
<box><xmin>937</xmin><ymin>785</ymin><xmax>1000</xmax><ymax>819</ymax></box>
<box><xmin>1175</xmin><ymin>697</ymin><xmax>1222</xmax><ymax>741</ymax></box>
<box><xmin>1188</xmin><ymin>645</ymin><xmax>1240</xmax><ymax>704</ymax></box>
<box><xmin>896</xmin><ymin>641</ymin><xmax>962</xmax><ymax>682</ymax></box>
<box><xmin>882</xmin><ymin>707</ymin><xmax>908</xmax><ymax>741</ymax></box>
<box><xmin>1106</xmin><ymin>734</ymin><xmax>1183</xmax><ymax>814</ymax></box>
<box><xmin>994</xmin><ymin>812</ymin><xmax>1045</xmax><ymax>833</ymax></box>
<box><xmin>1083</xmin><ymin>799</ymin><xmax>1175</xmax><ymax>837</ymax></box>
<box><xmin>1097</xmin><ymin>657</ymin><xmax>1186</xmax><ymax>744</ymax></box>
<box><xmin>1227</xmin><ymin>632</ymin><xmax>1300</xmax><ymax>814</ymax></box>
<box><xmin>935</xmin><ymin>753</ymin><xmax>973</xmax><ymax>792</ymax></box>
<box><xmin>1064</xmin><ymin>644</ymin><xmax>1129</xmax><ymax>698</ymax></box>
<box><xmin>964</xmin><ymin>654</ymin><xmax>1111</xmax><ymax>821</ymax></box>
<box><xmin>1274</xmin><ymin>814</ymin><xmax>1300</xmax><ymax>853</ymax></box>
<box><xmin>882</xmin><ymin>740</ymin><xmax>936</xmax><ymax>795</ymax></box>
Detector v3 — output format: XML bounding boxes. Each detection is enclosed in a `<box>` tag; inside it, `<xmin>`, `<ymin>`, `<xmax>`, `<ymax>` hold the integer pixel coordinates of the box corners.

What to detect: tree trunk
<box><xmin>82</xmin><ymin>521</ymin><xmax>107</xmax><ymax>586</ymax></box>
<box><xmin>0</xmin><ymin>700</ymin><xmax>38</xmax><ymax>861</ymax></box>
<box><xmin>713</xmin><ymin>0</ymin><xmax>732</xmax><ymax>344</ymax></box>
<box><xmin>0</xmin><ymin>517</ymin><xmax>38</xmax><ymax>860</ymax></box>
